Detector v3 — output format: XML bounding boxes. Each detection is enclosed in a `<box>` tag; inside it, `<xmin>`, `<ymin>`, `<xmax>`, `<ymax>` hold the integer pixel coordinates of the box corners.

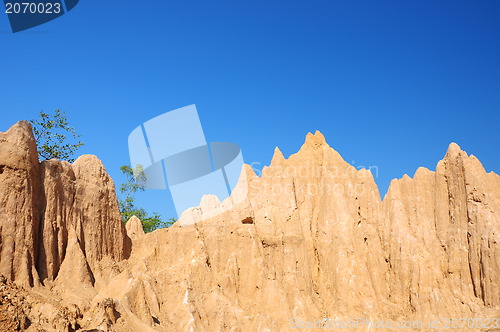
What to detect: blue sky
<box><xmin>1</xmin><ymin>0</ymin><xmax>499</xmax><ymax>220</ymax></box>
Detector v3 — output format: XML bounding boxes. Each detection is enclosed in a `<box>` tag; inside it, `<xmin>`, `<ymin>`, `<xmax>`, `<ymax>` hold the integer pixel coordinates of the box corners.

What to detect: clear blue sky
<box><xmin>1</xmin><ymin>0</ymin><xmax>499</xmax><ymax>220</ymax></box>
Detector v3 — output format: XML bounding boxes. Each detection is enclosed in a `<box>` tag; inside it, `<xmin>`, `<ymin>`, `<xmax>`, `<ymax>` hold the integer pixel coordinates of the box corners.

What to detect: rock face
<box><xmin>0</xmin><ymin>122</ymin><xmax>498</xmax><ymax>331</ymax></box>
<box><xmin>0</xmin><ymin>121</ymin><xmax>41</xmax><ymax>287</ymax></box>
<box><xmin>0</xmin><ymin>121</ymin><xmax>131</xmax><ymax>287</ymax></box>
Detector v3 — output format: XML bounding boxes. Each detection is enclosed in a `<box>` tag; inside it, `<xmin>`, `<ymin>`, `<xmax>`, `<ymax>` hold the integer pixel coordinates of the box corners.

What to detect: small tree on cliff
<box><xmin>30</xmin><ymin>109</ymin><xmax>84</xmax><ymax>163</ymax></box>
<box><xmin>118</xmin><ymin>165</ymin><xmax>176</xmax><ymax>232</ymax></box>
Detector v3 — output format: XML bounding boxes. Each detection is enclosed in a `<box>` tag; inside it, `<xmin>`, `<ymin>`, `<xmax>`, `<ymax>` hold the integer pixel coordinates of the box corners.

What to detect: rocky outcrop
<box><xmin>0</xmin><ymin>122</ymin><xmax>498</xmax><ymax>331</ymax></box>
<box><xmin>126</xmin><ymin>216</ymin><xmax>145</xmax><ymax>241</ymax></box>
<box><xmin>115</xmin><ymin>131</ymin><xmax>498</xmax><ymax>330</ymax></box>
<box><xmin>381</xmin><ymin>142</ymin><xmax>500</xmax><ymax>316</ymax></box>
<box><xmin>0</xmin><ymin>121</ymin><xmax>131</xmax><ymax>289</ymax></box>
<box><xmin>0</xmin><ymin>121</ymin><xmax>41</xmax><ymax>287</ymax></box>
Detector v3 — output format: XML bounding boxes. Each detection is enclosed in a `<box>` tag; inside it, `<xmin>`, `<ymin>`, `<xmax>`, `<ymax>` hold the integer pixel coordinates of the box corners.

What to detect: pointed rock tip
<box><xmin>304</xmin><ymin>130</ymin><xmax>328</xmax><ymax>148</ymax></box>
<box><xmin>128</xmin><ymin>215</ymin><xmax>141</xmax><ymax>223</ymax></box>
<box><xmin>445</xmin><ymin>142</ymin><xmax>469</xmax><ymax>159</ymax></box>
<box><xmin>414</xmin><ymin>167</ymin><xmax>432</xmax><ymax>178</ymax></box>
<box><xmin>126</xmin><ymin>215</ymin><xmax>145</xmax><ymax>238</ymax></box>
<box><xmin>270</xmin><ymin>146</ymin><xmax>285</xmax><ymax>165</ymax></box>
<box><xmin>71</xmin><ymin>155</ymin><xmax>110</xmax><ymax>180</ymax></box>
<box><xmin>200</xmin><ymin>194</ymin><xmax>221</xmax><ymax>211</ymax></box>
<box><xmin>0</xmin><ymin>121</ymin><xmax>39</xmax><ymax>167</ymax></box>
<box><xmin>242</xmin><ymin>163</ymin><xmax>256</xmax><ymax>175</ymax></box>
<box><xmin>2</xmin><ymin>120</ymin><xmax>34</xmax><ymax>139</ymax></box>
<box><xmin>11</xmin><ymin>120</ymin><xmax>32</xmax><ymax>131</ymax></box>
<box><xmin>73</xmin><ymin>154</ymin><xmax>104</xmax><ymax>167</ymax></box>
<box><xmin>447</xmin><ymin>142</ymin><xmax>462</xmax><ymax>154</ymax></box>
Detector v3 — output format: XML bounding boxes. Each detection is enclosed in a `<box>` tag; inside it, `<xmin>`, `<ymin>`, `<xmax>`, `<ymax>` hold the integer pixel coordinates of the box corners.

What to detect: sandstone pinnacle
<box><xmin>0</xmin><ymin>121</ymin><xmax>498</xmax><ymax>331</ymax></box>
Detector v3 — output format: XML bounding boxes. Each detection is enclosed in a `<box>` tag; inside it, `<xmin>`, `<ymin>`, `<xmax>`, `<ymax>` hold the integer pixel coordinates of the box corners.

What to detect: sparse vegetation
<box><xmin>30</xmin><ymin>109</ymin><xmax>84</xmax><ymax>163</ymax></box>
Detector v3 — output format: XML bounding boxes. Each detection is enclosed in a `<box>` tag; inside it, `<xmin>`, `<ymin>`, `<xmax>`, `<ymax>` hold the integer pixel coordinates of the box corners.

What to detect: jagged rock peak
<box><xmin>270</xmin><ymin>146</ymin><xmax>285</xmax><ymax>166</ymax></box>
<box><xmin>303</xmin><ymin>130</ymin><xmax>328</xmax><ymax>148</ymax></box>
<box><xmin>3</xmin><ymin>119</ymin><xmax>33</xmax><ymax>135</ymax></box>
<box><xmin>445</xmin><ymin>141</ymin><xmax>465</xmax><ymax>158</ymax></box>
<box><xmin>1</xmin><ymin>120</ymin><xmax>499</xmax><ymax>331</ymax></box>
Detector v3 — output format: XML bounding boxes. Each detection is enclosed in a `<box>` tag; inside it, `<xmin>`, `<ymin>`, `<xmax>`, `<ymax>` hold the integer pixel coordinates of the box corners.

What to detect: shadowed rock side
<box><xmin>0</xmin><ymin>122</ymin><xmax>498</xmax><ymax>331</ymax></box>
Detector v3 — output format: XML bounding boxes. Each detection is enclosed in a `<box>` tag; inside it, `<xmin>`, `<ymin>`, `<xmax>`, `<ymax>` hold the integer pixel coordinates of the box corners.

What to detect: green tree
<box><xmin>30</xmin><ymin>109</ymin><xmax>84</xmax><ymax>163</ymax></box>
<box><xmin>118</xmin><ymin>165</ymin><xmax>176</xmax><ymax>232</ymax></box>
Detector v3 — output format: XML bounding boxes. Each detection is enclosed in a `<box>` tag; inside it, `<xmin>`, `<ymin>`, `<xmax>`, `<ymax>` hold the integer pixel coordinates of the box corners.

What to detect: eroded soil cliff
<box><xmin>0</xmin><ymin>121</ymin><xmax>498</xmax><ymax>331</ymax></box>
